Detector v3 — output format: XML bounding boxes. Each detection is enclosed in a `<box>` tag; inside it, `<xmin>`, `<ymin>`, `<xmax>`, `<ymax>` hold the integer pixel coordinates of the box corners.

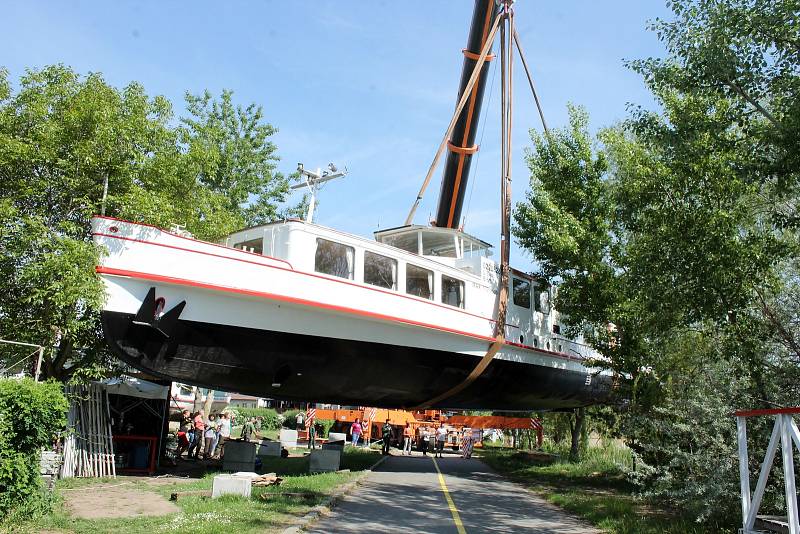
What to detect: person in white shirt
<box><xmin>216</xmin><ymin>413</ymin><xmax>232</xmax><ymax>459</ymax></box>
<box><xmin>435</xmin><ymin>423</ymin><xmax>448</xmax><ymax>458</ymax></box>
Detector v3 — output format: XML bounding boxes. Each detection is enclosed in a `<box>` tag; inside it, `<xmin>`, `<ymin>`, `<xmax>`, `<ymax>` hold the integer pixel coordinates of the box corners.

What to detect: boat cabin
<box><xmin>222</xmin><ymin>219</ymin><xmax>587</xmax><ymax>358</ymax></box>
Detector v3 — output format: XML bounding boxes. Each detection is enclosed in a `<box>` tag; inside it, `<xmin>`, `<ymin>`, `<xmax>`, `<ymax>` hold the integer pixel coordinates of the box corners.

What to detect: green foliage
<box><xmin>230</xmin><ymin>407</ymin><xmax>281</xmax><ymax>431</ymax></box>
<box><xmin>0</xmin><ymin>65</ymin><xmax>299</xmax><ymax>380</ymax></box>
<box><xmin>180</xmin><ymin>90</ymin><xmax>290</xmax><ymax>228</ymax></box>
<box><xmin>315</xmin><ymin>418</ymin><xmax>335</xmax><ymax>438</ymax></box>
<box><xmin>512</xmin><ymin>0</ymin><xmax>800</xmax><ymax>525</ymax></box>
<box><xmin>482</xmin><ymin>445</ymin><xmax>726</xmax><ymax>533</ymax></box>
<box><xmin>0</xmin><ymin>378</ymin><xmax>68</xmax><ymax>524</ymax></box>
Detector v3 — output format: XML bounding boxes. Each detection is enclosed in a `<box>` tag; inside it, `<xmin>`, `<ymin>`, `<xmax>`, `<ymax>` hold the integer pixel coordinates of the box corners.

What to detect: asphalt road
<box><xmin>308</xmin><ymin>452</ymin><xmax>601</xmax><ymax>534</ymax></box>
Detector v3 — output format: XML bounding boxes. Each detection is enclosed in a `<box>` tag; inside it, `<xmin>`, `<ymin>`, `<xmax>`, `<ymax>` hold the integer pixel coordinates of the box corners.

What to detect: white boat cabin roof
<box><xmin>373</xmin><ymin>224</ymin><xmax>493</xmax><ymax>259</ymax></box>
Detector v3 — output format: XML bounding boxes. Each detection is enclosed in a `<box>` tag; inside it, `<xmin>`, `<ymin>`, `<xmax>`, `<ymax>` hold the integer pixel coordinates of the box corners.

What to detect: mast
<box><xmin>433</xmin><ymin>0</ymin><xmax>499</xmax><ymax>229</ymax></box>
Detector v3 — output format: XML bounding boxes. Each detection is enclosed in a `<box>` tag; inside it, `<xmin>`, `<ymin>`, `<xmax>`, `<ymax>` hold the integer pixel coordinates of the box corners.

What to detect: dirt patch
<box><xmin>65</xmin><ymin>484</ymin><xmax>180</xmax><ymax>519</ymax></box>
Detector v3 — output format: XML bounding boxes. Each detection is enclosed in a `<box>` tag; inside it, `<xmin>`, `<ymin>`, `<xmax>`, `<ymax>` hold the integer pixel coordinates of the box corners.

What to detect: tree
<box><xmin>180</xmin><ymin>89</ymin><xmax>291</xmax><ymax>231</ymax></box>
<box><xmin>0</xmin><ymin>65</ymin><xmax>296</xmax><ymax>380</ymax></box>
<box><xmin>513</xmin><ymin>0</ymin><xmax>800</xmax><ymax>522</ymax></box>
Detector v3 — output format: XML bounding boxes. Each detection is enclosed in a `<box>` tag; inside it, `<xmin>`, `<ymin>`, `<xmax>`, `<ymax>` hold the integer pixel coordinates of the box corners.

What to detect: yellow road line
<box><xmin>432</xmin><ymin>457</ymin><xmax>467</xmax><ymax>534</ymax></box>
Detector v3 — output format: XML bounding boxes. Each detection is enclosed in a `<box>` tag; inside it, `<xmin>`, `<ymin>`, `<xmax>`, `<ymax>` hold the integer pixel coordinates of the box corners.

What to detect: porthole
<box><xmin>533</xmin><ymin>337</ymin><xmax>538</xmax><ymax>348</ymax></box>
<box><xmin>558</xmin><ymin>344</ymin><xmax>563</xmax><ymax>352</ymax></box>
<box><xmin>519</xmin><ymin>335</ymin><xmax>524</xmax><ymax>344</ymax></box>
<box><xmin>546</xmin><ymin>341</ymin><xmax>550</xmax><ymax>350</ymax></box>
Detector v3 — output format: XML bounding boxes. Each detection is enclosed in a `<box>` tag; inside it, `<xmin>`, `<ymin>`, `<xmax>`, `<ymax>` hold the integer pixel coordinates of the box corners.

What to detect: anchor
<box><xmin>131</xmin><ymin>287</ymin><xmax>186</xmax><ymax>339</ymax></box>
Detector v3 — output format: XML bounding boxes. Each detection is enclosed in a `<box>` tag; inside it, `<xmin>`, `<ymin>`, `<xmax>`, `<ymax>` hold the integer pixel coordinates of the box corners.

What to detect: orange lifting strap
<box><xmin>447</xmin><ymin>141</ymin><xmax>480</xmax><ymax>155</ymax></box>
<box><xmin>462</xmin><ymin>48</ymin><xmax>496</xmax><ymax>62</ymax></box>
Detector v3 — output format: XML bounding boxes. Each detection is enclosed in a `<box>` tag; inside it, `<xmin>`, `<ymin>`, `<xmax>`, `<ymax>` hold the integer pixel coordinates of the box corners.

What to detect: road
<box><xmin>309</xmin><ymin>452</ymin><xmax>600</xmax><ymax>534</ymax></box>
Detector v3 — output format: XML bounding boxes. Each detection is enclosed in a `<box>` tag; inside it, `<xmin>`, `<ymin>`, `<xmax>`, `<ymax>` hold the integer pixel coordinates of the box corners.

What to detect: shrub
<box><xmin>316</xmin><ymin>419</ymin><xmax>335</xmax><ymax>438</ymax></box>
<box><xmin>0</xmin><ymin>378</ymin><xmax>68</xmax><ymax>524</ymax></box>
<box><xmin>229</xmin><ymin>407</ymin><xmax>280</xmax><ymax>431</ymax></box>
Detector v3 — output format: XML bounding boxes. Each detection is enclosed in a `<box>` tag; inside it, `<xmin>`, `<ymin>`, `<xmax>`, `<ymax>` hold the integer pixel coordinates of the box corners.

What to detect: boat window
<box><xmin>234</xmin><ymin>237</ymin><xmax>263</xmax><ymax>254</ymax></box>
<box><xmin>406</xmin><ymin>264</ymin><xmax>433</xmax><ymax>300</ymax></box>
<box><xmin>364</xmin><ymin>251</ymin><xmax>397</xmax><ymax>290</ymax></box>
<box><xmin>383</xmin><ymin>232</ymin><xmax>419</xmax><ymax>254</ymax></box>
<box><xmin>421</xmin><ymin>232</ymin><xmax>458</xmax><ymax>257</ymax></box>
<box><xmin>512</xmin><ymin>278</ymin><xmax>531</xmax><ymax>308</ymax></box>
<box><xmin>441</xmin><ymin>275</ymin><xmax>465</xmax><ymax>308</ymax></box>
<box><xmin>315</xmin><ymin>238</ymin><xmax>354</xmax><ymax>279</ymax></box>
<box><xmin>533</xmin><ymin>284</ymin><xmax>550</xmax><ymax>313</ymax></box>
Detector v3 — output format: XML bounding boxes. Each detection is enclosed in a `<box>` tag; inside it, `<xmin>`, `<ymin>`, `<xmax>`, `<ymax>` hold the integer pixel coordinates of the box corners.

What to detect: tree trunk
<box><xmin>202</xmin><ymin>389</ymin><xmax>215</xmax><ymax>415</ymax></box>
<box><xmin>570</xmin><ymin>407</ymin><xmax>585</xmax><ymax>460</ymax></box>
<box><xmin>193</xmin><ymin>387</ymin><xmax>203</xmax><ymax>413</ymax></box>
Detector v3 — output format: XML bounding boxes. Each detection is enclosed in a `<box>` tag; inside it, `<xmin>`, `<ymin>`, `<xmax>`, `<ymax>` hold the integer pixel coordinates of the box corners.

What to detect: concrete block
<box><xmin>309</xmin><ymin>449</ymin><xmax>341</xmax><ymax>473</ymax></box>
<box><xmin>279</xmin><ymin>429</ymin><xmax>298</xmax><ymax>448</ymax></box>
<box><xmin>223</xmin><ymin>440</ymin><xmax>257</xmax><ymax>472</ymax></box>
<box><xmin>257</xmin><ymin>440</ymin><xmax>281</xmax><ymax>457</ymax></box>
<box><xmin>212</xmin><ymin>474</ymin><xmax>251</xmax><ymax>498</ymax></box>
<box><xmin>322</xmin><ymin>441</ymin><xmax>344</xmax><ymax>451</ymax></box>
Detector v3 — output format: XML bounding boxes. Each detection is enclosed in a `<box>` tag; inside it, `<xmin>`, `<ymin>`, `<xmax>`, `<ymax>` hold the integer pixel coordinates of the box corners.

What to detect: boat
<box><xmin>93</xmin><ymin>0</ymin><xmax>613</xmax><ymax>410</ymax></box>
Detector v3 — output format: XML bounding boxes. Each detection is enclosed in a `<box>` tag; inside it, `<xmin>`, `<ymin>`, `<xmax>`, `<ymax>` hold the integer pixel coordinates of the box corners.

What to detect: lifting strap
<box><xmin>413</xmin><ymin>4</ymin><xmax>516</xmax><ymax>410</ymax></box>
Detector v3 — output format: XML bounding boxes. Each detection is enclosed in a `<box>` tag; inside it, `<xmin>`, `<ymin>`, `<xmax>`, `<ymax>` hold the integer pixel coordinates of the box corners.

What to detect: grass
<box><xmin>15</xmin><ymin>447</ymin><xmax>381</xmax><ymax>534</ymax></box>
<box><xmin>479</xmin><ymin>441</ymin><xmax>728</xmax><ymax>534</ymax></box>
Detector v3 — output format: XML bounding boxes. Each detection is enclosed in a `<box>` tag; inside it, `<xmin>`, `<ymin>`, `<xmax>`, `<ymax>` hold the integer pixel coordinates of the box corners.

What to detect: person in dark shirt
<box><xmin>381</xmin><ymin>419</ymin><xmax>393</xmax><ymax>455</ymax></box>
<box><xmin>242</xmin><ymin>417</ymin><xmax>256</xmax><ymax>442</ymax></box>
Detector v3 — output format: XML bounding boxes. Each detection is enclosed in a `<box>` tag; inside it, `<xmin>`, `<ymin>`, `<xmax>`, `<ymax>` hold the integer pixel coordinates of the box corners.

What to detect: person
<box><xmin>204</xmin><ymin>413</ymin><xmax>217</xmax><ymax>459</ymax></box>
<box><xmin>307</xmin><ymin>421</ymin><xmax>316</xmax><ymax>449</ymax></box>
<box><xmin>381</xmin><ymin>419</ymin><xmax>393</xmax><ymax>455</ymax></box>
<box><xmin>242</xmin><ymin>417</ymin><xmax>256</xmax><ymax>442</ymax></box>
<box><xmin>435</xmin><ymin>422</ymin><xmax>447</xmax><ymax>458</ymax></box>
<box><xmin>361</xmin><ymin>421</ymin><xmax>370</xmax><ymax>448</ymax></box>
<box><xmin>468</xmin><ymin>429</ymin><xmax>480</xmax><ymax>459</ymax></box>
<box><xmin>176</xmin><ymin>409</ymin><xmax>192</xmax><ymax>459</ymax></box>
<box><xmin>216</xmin><ymin>412</ymin><xmax>231</xmax><ymax>459</ymax></box>
<box><xmin>188</xmin><ymin>410</ymin><xmax>205</xmax><ymax>459</ymax></box>
<box><xmin>420</xmin><ymin>427</ymin><xmax>430</xmax><ymax>456</ymax></box>
<box><xmin>402</xmin><ymin>423</ymin><xmax>413</xmax><ymax>455</ymax></box>
<box><xmin>296</xmin><ymin>411</ymin><xmax>305</xmax><ymax>430</ymax></box>
<box><xmin>350</xmin><ymin>418</ymin><xmax>362</xmax><ymax>448</ymax></box>
<box><xmin>460</xmin><ymin>427</ymin><xmax>474</xmax><ymax>459</ymax></box>
<box><xmin>255</xmin><ymin>416</ymin><xmax>262</xmax><ymax>434</ymax></box>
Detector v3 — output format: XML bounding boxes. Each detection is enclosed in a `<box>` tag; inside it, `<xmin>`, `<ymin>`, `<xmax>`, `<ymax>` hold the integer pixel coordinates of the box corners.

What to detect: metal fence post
<box><xmin>737</xmin><ymin>416</ymin><xmax>751</xmax><ymax>529</ymax></box>
<box><xmin>746</xmin><ymin>417</ymin><xmax>782</xmax><ymax>531</ymax></box>
<box><xmin>781</xmin><ymin>415</ymin><xmax>800</xmax><ymax>534</ymax></box>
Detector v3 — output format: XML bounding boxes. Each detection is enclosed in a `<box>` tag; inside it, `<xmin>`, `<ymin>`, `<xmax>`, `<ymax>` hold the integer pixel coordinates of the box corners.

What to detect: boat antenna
<box><xmin>291</xmin><ymin>162</ymin><xmax>347</xmax><ymax>223</ymax></box>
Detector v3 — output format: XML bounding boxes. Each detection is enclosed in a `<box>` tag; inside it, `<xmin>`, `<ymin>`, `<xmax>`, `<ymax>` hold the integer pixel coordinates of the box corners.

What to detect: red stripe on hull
<box><xmin>96</xmin><ymin>265</ymin><xmax>583</xmax><ymax>363</ymax></box>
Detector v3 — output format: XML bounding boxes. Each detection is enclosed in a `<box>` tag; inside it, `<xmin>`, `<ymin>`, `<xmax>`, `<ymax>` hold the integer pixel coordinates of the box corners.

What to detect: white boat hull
<box><xmin>93</xmin><ymin>217</ymin><xmax>612</xmax><ymax>409</ymax></box>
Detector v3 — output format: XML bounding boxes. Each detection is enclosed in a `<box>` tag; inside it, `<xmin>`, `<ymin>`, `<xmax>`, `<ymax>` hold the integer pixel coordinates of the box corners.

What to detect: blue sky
<box><xmin>3</xmin><ymin>1</ymin><xmax>671</xmax><ymax>270</ymax></box>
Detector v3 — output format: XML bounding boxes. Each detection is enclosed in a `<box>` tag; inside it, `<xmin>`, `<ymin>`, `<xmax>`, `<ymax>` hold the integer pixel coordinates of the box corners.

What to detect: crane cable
<box><xmin>513</xmin><ymin>27</ymin><xmax>549</xmax><ymax>134</ymax></box>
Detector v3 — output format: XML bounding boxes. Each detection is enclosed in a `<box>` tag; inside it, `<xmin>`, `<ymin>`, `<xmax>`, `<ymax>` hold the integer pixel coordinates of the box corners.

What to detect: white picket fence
<box><xmin>60</xmin><ymin>383</ymin><xmax>116</xmax><ymax>478</ymax></box>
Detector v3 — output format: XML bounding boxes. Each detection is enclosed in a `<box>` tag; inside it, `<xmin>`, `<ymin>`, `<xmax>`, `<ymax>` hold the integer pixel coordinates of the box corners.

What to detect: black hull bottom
<box><xmin>101</xmin><ymin>311</ymin><xmax>611</xmax><ymax>410</ymax></box>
